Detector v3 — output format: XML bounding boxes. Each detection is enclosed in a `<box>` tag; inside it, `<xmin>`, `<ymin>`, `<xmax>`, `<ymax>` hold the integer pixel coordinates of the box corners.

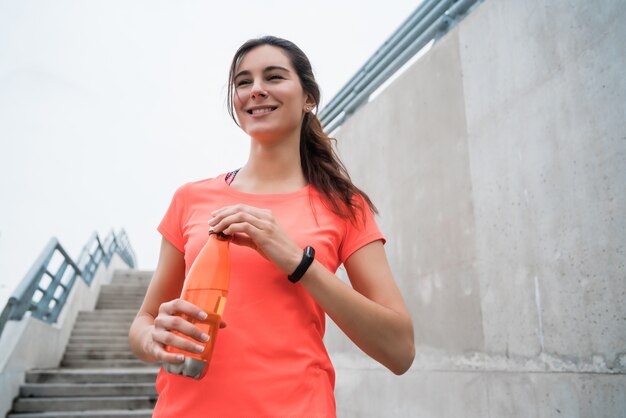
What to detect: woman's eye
<box><xmin>267</xmin><ymin>75</ymin><xmax>283</xmax><ymax>81</ymax></box>
<box><xmin>236</xmin><ymin>79</ymin><xmax>251</xmax><ymax>87</ymax></box>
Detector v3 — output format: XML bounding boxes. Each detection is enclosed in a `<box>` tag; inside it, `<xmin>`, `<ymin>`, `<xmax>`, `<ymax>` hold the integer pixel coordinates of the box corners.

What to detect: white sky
<box><xmin>0</xmin><ymin>0</ymin><xmax>421</xmax><ymax>308</ymax></box>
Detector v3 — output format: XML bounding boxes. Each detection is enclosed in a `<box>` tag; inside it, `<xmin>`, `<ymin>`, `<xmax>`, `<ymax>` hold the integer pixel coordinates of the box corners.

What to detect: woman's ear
<box><xmin>304</xmin><ymin>97</ymin><xmax>316</xmax><ymax>112</ymax></box>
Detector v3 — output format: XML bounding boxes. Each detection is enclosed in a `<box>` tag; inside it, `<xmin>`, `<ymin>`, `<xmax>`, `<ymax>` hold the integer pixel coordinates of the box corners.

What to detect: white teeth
<box><xmin>250</xmin><ymin>107</ymin><xmax>275</xmax><ymax>114</ymax></box>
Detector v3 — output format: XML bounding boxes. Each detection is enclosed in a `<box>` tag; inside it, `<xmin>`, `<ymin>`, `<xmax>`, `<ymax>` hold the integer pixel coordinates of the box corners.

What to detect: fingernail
<box><xmin>198</xmin><ymin>311</ymin><xmax>208</xmax><ymax>320</ymax></box>
<box><xmin>176</xmin><ymin>354</ymin><xmax>184</xmax><ymax>361</ymax></box>
<box><xmin>196</xmin><ymin>344</ymin><xmax>205</xmax><ymax>353</ymax></box>
<box><xmin>208</xmin><ymin>217</ymin><xmax>216</xmax><ymax>225</ymax></box>
<box><xmin>200</xmin><ymin>333</ymin><xmax>210</xmax><ymax>342</ymax></box>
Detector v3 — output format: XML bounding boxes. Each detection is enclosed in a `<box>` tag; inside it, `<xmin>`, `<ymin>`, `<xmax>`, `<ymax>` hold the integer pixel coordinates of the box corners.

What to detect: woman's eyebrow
<box><xmin>235</xmin><ymin>66</ymin><xmax>290</xmax><ymax>79</ymax></box>
<box><xmin>263</xmin><ymin>65</ymin><xmax>290</xmax><ymax>73</ymax></box>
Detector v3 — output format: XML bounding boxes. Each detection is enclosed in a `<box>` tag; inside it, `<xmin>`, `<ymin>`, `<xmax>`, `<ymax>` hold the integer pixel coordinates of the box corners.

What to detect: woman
<box><xmin>129</xmin><ymin>36</ymin><xmax>415</xmax><ymax>417</ymax></box>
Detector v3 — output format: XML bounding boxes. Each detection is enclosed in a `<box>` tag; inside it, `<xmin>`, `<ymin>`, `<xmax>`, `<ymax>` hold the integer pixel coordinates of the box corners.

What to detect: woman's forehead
<box><xmin>236</xmin><ymin>45</ymin><xmax>293</xmax><ymax>73</ymax></box>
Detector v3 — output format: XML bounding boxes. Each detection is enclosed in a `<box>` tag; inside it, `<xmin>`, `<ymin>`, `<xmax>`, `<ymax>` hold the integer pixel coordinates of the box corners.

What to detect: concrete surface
<box><xmin>326</xmin><ymin>0</ymin><xmax>626</xmax><ymax>416</ymax></box>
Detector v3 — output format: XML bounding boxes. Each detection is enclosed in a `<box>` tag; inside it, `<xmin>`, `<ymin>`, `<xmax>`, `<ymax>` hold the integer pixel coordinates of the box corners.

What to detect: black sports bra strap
<box><xmin>225</xmin><ymin>168</ymin><xmax>241</xmax><ymax>186</ymax></box>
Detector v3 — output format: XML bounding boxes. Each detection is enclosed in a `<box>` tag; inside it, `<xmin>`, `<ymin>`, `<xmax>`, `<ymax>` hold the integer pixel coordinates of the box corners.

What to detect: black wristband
<box><xmin>288</xmin><ymin>246</ymin><xmax>315</xmax><ymax>283</ymax></box>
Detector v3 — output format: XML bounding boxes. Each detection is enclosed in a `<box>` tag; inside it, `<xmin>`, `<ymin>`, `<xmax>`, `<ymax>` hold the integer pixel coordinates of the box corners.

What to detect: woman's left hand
<box><xmin>209</xmin><ymin>204</ymin><xmax>302</xmax><ymax>274</ymax></box>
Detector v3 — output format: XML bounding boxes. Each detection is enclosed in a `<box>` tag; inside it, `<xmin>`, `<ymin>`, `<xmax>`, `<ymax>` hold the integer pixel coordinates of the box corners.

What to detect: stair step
<box><xmin>65</xmin><ymin>345</ymin><xmax>131</xmax><ymax>353</ymax></box>
<box><xmin>68</xmin><ymin>341</ymin><xmax>130</xmax><ymax>348</ymax></box>
<box><xmin>20</xmin><ymin>383</ymin><xmax>157</xmax><ymax>397</ymax></box>
<box><xmin>63</xmin><ymin>352</ymin><xmax>134</xmax><ymax>359</ymax></box>
<box><xmin>71</xmin><ymin>330</ymin><xmax>132</xmax><ymax>336</ymax></box>
<box><xmin>26</xmin><ymin>369</ymin><xmax>159</xmax><ymax>384</ymax></box>
<box><xmin>7</xmin><ymin>410</ymin><xmax>154</xmax><ymax>418</ymax></box>
<box><xmin>78</xmin><ymin>310</ymin><xmax>137</xmax><ymax>317</ymax></box>
<box><xmin>67</xmin><ymin>341</ymin><xmax>131</xmax><ymax>348</ymax></box>
<box><xmin>76</xmin><ymin>316</ymin><xmax>137</xmax><ymax>322</ymax></box>
<box><xmin>98</xmin><ymin>293</ymin><xmax>146</xmax><ymax>300</ymax></box>
<box><xmin>63</xmin><ymin>352</ymin><xmax>138</xmax><ymax>361</ymax></box>
<box><xmin>12</xmin><ymin>395</ymin><xmax>157</xmax><ymax>412</ymax></box>
<box><xmin>75</xmin><ymin>316</ymin><xmax>136</xmax><ymax>323</ymax></box>
<box><xmin>72</xmin><ymin>323</ymin><xmax>133</xmax><ymax>330</ymax></box>
<box><xmin>74</xmin><ymin>321</ymin><xmax>130</xmax><ymax>331</ymax></box>
<box><xmin>111</xmin><ymin>276</ymin><xmax>152</xmax><ymax>283</ymax></box>
<box><xmin>60</xmin><ymin>359</ymin><xmax>149</xmax><ymax>368</ymax></box>
<box><xmin>112</xmin><ymin>270</ymin><xmax>153</xmax><ymax>280</ymax></box>
<box><xmin>96</xmin><ymin>298</ymin><xmax>145</xmax><ymax>303</ymax></box>
<box><xmin>95</xmin><ymin>304</ymin><xmax>144</xmax><ymax>309</ymax></box>
<box><xmin>99</xmin><ymin>287</ymin><xmax>147</xmax><ymax>293</ymax></box>
<box><xmin>90</xmin><ymin>301</ymin><xmax>143</xmax><ymax>314</ymax></box>
<box><xmin>73</xmin><ymin>319</ymin><xmax>136</xmax><ymax>326</ymax></box>
<box><xmin>102</xmin><ymin>282</ymin><xmax>149</xmax><ymax>287</ymax></box>
<box><xmin>69</xmin><ymin>335</ymin><xmax>130</xmax><ymax>341</ymax></box>
<box><xmin>75</xmin><ymin>314</ymin><xmax>135</xmax><ymax>320</ymax></box>
<box><xmin>97</xmin><ymin>291</ymin><xmax>145</xmax><ymax>296</ymax></box>
<box><xmin>71</xmin><ymin>329</ymin><xmax>132</xmax><ymax>336</ymax></box>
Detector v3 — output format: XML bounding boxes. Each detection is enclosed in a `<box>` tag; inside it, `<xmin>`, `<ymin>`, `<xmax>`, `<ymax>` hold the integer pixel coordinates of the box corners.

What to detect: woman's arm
<box><xmin>300</xmin><ymin>240</ymin><xmax>415</xmax><ymax>375</ymax></box>
<box><xmin>128</xmin><ymin>238</ymin><xmax>211</xmax><ymax>364</ymax></box>
<box><xmin>209</xmin><ymin>204</ymin><xmax>415</xmax><ymax>375</ymax></box>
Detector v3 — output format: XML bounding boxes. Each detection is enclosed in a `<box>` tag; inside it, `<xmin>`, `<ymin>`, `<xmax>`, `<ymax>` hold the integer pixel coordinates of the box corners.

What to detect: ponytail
<box><xmin>300</xmin><ymin>111</ymin><xmax>378</xmax><ymax>221</ymax></box>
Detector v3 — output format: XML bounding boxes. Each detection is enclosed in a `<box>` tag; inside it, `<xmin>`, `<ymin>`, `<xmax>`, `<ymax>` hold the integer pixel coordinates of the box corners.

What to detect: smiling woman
<box><xmin>128</xmin><ymin>36</ymin><xmax>415</xmax><ymax>418</ymax></box>
<box><xmin>231</xmin><ymin>46</ymin><xmax>310</xmax><ymax>145</ymax></box>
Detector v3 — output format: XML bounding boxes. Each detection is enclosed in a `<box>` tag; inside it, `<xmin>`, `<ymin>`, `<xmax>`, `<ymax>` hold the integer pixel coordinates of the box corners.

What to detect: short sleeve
<box><xmin>157</xmin><ymin>184</ymin><xmax>187</xmax><ymax>253</ymax></box>
<box><xmin>339</xmin><ymin>195</ymin><xmax>386</xmax><ymax>263</ymax></box>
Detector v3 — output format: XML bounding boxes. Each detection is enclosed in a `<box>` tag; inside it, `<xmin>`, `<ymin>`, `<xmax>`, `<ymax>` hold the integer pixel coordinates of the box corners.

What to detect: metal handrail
<box><xmin>319</xmin><ymin>0</ymin><xmax>483</xmax><ymax>133</ymax></box>
<box><xmin>0</xmin><ymin>229</ymin><xmax>136</xmax><ymax>337</ymax></box>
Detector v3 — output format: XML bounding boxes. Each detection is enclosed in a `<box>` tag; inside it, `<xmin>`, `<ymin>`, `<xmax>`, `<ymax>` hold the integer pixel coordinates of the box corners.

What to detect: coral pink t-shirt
<box><xmin>154</xmin><ymin>174</ymin><xmax>384</xmax><ymax>418</ymax></box>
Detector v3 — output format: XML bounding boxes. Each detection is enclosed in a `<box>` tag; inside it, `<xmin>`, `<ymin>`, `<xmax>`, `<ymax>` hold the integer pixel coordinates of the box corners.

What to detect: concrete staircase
<box><xmin>7</xmin><ymin>270</ymin><xmax>159</xmax><ymax>418</ymax></box>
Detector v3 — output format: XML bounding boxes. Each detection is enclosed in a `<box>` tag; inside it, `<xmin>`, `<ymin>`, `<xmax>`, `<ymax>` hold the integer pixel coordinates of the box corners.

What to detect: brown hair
<box><xmin>227</xmin><ymin>36</ymin><xmax>377</xmax><ymax>220</ymax></box>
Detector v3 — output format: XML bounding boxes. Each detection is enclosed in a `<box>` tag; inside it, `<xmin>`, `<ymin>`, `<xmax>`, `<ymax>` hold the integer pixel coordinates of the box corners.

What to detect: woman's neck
<box><xmin>232</xmin><ymin>137</ymin><xmax>307</xmax><ymax>194</ymax></box>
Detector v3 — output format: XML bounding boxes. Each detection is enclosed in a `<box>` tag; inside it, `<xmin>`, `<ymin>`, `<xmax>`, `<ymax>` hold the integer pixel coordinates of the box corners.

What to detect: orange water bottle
<box><xmin>164</xmin><ymin>231</ymin><xmax>231</xmax><ymax>379</ymax></box>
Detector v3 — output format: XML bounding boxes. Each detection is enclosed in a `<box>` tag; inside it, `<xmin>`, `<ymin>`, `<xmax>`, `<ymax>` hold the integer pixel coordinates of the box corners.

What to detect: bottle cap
<box><xmin>209</xmin><ymin>231</ymin><xmax>231</xmax><ymax>240</ymax></box>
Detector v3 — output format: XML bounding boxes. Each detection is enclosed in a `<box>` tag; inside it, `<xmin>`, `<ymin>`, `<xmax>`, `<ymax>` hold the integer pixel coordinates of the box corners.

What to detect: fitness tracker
<box><xmin>288</xmin><ymin>246</ymin><xmax>315</xmax><ymax>283</ymax></box>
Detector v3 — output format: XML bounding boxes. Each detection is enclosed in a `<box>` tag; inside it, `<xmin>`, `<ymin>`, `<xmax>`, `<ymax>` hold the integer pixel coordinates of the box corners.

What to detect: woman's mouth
<box><xmin>247</xmin><ymin>106</ymin><xmax>278</xmax><ymax>115</ymax></box>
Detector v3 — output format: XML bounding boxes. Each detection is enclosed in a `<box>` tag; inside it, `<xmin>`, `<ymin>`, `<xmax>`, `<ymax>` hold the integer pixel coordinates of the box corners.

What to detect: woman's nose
<box><xmin>250</xmin><ymin>81</ymin><xmax>268</xmax><ymax>100</ymax></box>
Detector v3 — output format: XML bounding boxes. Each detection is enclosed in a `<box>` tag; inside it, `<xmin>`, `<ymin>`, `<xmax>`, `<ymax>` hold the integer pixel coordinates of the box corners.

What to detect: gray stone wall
<box><xmin>325</xmin><ymin>0</ymin><xmax>626</xmax><ymax>416</ymax></box>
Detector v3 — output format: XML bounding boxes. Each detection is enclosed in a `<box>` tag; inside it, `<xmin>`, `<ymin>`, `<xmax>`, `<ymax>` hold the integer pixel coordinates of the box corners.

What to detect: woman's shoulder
<box><xmin>177</xmin><ymin>173</ymin><xmax>228</xmax><ymax>192</ymax></box>
<box><xmin>169</xmin><ymin>174</ymin><xmax>229</xmax><ymax>203</ymax></box>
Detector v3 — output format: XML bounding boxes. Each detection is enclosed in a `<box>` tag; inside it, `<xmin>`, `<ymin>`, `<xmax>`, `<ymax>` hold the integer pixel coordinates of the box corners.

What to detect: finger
<box><xmin>149</xmin><ymin>340</ymin><xmax>185</xmax><ymax>364</ymax></box>
<box><xmin>159</xmin><ymin>298</ymin><xmax>209</xmax><ymax>321</ymax></box>
<box><xmin>154</xmin><ymin>313</ymin><xmax>211</xmax><ymax>344</ymax></box>
<box><xmin>209</xmin><ymin>204</ymin><xmax>247</xmax><ymax>224</ymax></box>
<box><xmin>211</xmin><ymin>203</ymin><xmax>257</xmax><ymax>217</ymax></box>
<box><xmin>152</xmin><ymin>327</ymin><xmax>208</xmax><ymax>356</ymax></box>
<box><xmin>214</xmin><ymin>212</ymin><xmax>269</xmax><ymax>235</ymax></box>
<box><xmin>221</xmin><ymin>220</ymin><xmax>265</xmax><ymax>240</ymax></box>
<box><xmin>160</xmin><ymin>351</ymin><xmax>186</xmax><ymax>364</ymax></box>
<box><xmin>229</xmin><ymin>232</ymin><xmax>256</xmax><ymax>249</ymax></box>
<box><xmin>209</xmin><ymin>205</ymin><xmax>271</xmax><ymax>227</ymax></box>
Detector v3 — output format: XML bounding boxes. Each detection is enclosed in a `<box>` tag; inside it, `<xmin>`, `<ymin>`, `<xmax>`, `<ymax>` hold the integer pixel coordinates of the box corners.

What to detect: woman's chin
<box><xmin>245</xmin><ymin>125</ymin><xmax>301</xmax><ymax>144</ymax></box>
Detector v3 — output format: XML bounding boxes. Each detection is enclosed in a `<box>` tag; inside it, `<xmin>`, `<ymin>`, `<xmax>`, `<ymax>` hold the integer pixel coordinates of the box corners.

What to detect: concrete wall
<box><xmin>0</xmin><ymin>255</ymin><xmax>129</xmax><ymax>417</ymax></box>
<box><xmin>325</xmin><ymin>0</ymin><xmax>626</xmax><ymax>416</ymax></box>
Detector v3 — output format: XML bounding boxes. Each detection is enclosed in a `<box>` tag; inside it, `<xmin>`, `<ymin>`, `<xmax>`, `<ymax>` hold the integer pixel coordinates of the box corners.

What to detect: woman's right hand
<box><xmin>147</xmin><ymin>298</ymin><xmax>212</xmax><ymax>364</ymax></box>
<box><xmin>129</xmin><ymin>238</ymin><xmax>226</xmax><ymax>364</ymax></box>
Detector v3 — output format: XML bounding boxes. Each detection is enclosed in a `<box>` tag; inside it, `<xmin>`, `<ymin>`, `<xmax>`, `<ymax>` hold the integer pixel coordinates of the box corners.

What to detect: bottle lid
<box><xmin>209</xmin><ymin>230</ymin><xmax>231</xmax><ymax>240</ymax></box>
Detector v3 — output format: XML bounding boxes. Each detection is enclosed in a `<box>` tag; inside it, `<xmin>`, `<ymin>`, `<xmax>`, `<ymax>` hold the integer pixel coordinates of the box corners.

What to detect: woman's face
<box><xmin>233</xmin><ymin>45</ymin><xmax>311</xmax><ymax>142</ymax></box>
